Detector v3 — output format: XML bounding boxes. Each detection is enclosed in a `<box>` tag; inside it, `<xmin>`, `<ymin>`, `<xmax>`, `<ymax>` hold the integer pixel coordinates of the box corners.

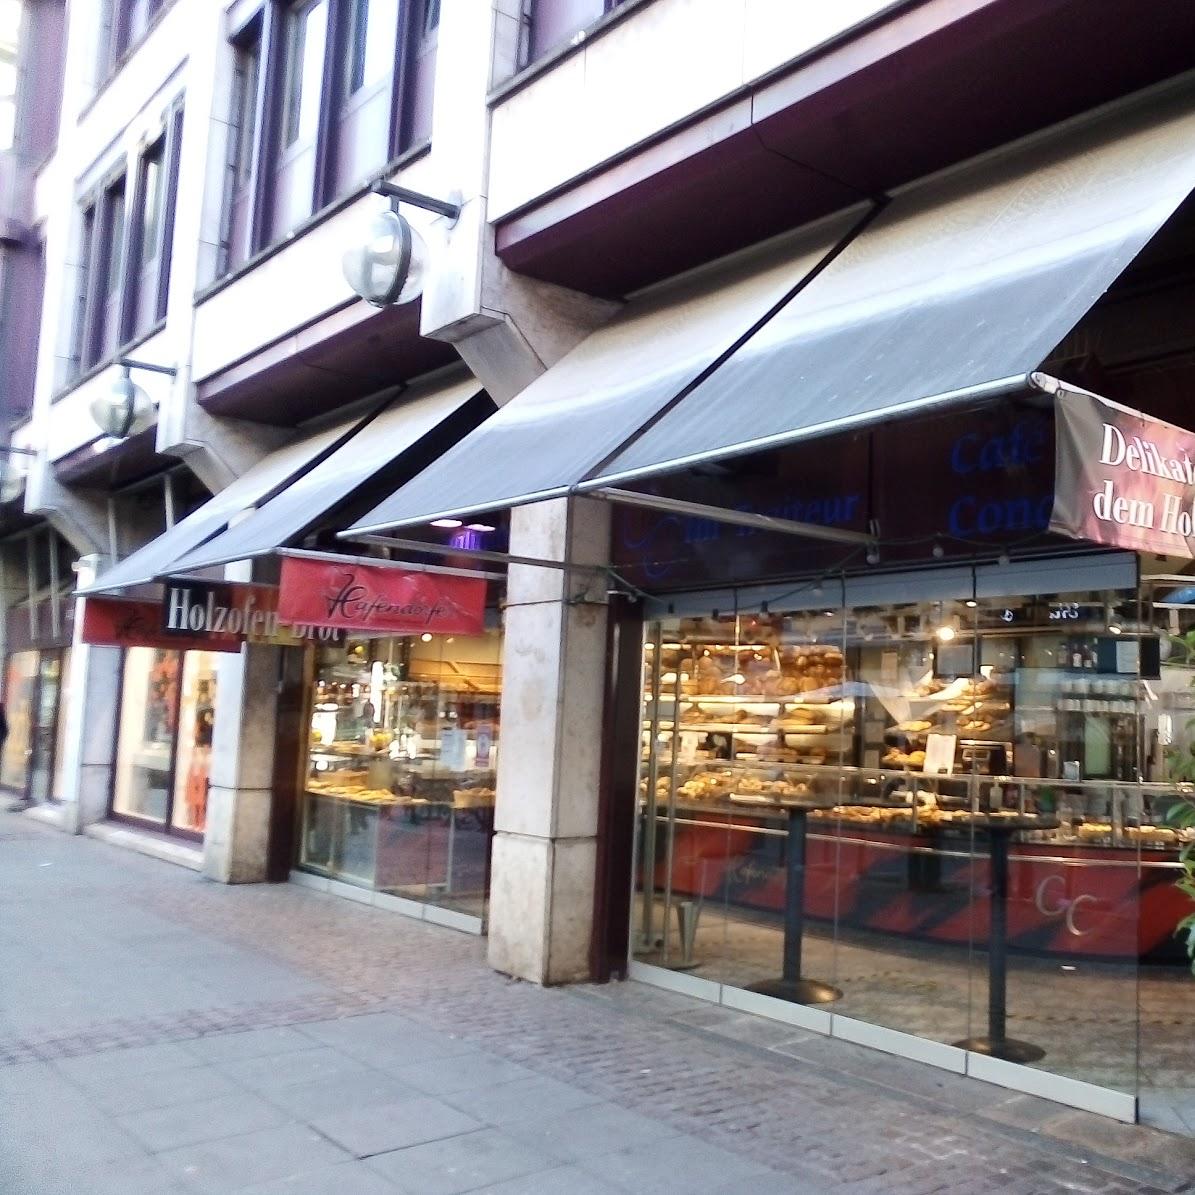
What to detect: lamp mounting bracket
<box><xmin>370</xmin><ymin>180</ymin><xmax>462</xmax><ymax>223</ymax></box>
<box><xmin>117</xmin><ymin>357</ymin><xmax>177</xmax><ymax>377</ymax></box>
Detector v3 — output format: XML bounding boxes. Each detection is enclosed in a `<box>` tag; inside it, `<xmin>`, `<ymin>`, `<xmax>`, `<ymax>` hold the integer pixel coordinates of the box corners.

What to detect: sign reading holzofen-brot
<box><xmin>1051</xmin><ymin>391</ymin><xmax>1195</xmax><ymax>557</ymax></box>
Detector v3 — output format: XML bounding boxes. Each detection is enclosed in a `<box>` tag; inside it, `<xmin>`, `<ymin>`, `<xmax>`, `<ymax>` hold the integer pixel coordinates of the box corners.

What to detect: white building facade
<box><xmin>4</xmin><ymin>0</ymin><xmax>1195</xmax><ymax>1132</ymax></box>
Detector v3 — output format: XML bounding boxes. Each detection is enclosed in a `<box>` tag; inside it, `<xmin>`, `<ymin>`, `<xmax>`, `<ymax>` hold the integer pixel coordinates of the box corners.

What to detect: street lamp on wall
<box><xmin>90</xmin><ymin>358</ymin><xmax>177</xmax><ymax>440</ymax></box>
<box><xmin>341</xmin><ymin>180</ymin><xmax>461</xmax><ymax>308</ymax></box>
<box><xmin>0</xmin><ymin>444</ymin><xmax>36</xmax><ymax>503</ymax></box>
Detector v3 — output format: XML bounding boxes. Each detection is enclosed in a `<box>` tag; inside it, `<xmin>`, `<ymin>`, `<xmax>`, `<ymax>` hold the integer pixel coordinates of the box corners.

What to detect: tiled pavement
<box><xmin>2</xmin><ymin>811</ymin><xmax>1195</xmax><ymax>1194</ymax></box>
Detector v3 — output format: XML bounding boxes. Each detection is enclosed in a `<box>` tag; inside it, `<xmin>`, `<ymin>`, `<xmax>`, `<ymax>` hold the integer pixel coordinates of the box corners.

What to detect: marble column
<box><xmin>487</xmin><ymin>497</ymin><xmax>611</xmax><ymax>984</ymax></box>
<box><xmin>202</xmin><ymin>643</ymin><xmax>279</xmax><ymax>884</ymax></box>
<box><xmin>58</xmin><ymin>556</ymin><xmax>123</xmax><ymax>832</ymax></box>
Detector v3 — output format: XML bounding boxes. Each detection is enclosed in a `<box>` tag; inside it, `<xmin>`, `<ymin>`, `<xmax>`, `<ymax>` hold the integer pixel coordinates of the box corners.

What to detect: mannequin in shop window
<box><xmin>184</xmin><ymin>682</ymin><xmax>214</xmax><ymax>832</ymax></box>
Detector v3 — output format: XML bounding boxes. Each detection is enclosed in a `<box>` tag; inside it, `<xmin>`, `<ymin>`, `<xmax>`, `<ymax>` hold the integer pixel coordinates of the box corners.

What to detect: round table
<box><xmin>742</xmin><ymin>797</ymin><xmax>906</xmax><ymax>1006</ymax></box>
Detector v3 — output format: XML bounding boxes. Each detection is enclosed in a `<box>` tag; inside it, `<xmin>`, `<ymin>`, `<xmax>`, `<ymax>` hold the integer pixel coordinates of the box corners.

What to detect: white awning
<box><xmin>346</xmin><ymin>80</ymin><xmax>1195</xmax><ymax>536</ymax></box>
<box><xmin>345</xmin><ymin>208</ymin><xmax>860</xmax><ymax>533</ymax></box>
<box><xmin>167</xmin><ymin>374</ymin><xmax>487</xmax><ymax>573</ymax></box>
<box><xmin>78</xmin><ymin>418</ymin><xmax>361</xmax><ymax>594</ymax></box>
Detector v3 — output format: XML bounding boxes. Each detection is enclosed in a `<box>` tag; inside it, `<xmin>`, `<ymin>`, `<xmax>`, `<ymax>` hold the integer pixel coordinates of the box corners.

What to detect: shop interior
<box><xmin>633</xmin><ymin>569</ymin><xmax>1195</xmax><ymax>1129</ymax></box>
<box><xmin>298</xmin><ymin>627</ymin><xmax>501</xmax><ymax>921</ymax></box>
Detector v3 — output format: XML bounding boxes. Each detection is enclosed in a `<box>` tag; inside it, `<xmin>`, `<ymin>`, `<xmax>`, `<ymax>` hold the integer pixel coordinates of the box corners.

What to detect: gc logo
<box><xmin>1034</xmin><ymin>875</ymin><xmax>1097</xmax><ymax>936</ymax></box>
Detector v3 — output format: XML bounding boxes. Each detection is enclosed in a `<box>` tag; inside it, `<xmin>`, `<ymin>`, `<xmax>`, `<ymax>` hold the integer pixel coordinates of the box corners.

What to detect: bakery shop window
<box><xmin>110</xmin><ymin>647</ymin><xmax>216</xmax><ymax>840</ymax></box>
<box><xmin>170</xmin><ymin>652</ymin><xmax>219</xmax><ymax>835</ymax></box>
<box><xmin>633</xmin><ymin>578</ymin><xmax>1195</xmax><ymax>1103</ymax></box>
<box><xmin>299</xmin><ymin>628</ymin><xmax>500</xmax><ymax>921</ymax></box>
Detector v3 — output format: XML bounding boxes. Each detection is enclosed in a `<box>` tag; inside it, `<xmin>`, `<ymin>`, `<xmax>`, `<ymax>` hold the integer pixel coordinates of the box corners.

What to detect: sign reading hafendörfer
<box><xmin>277</xmin><ymin>557</ymin><xmax>487</xmax><ymax>635</ymax></box>
<box><xmin>1051</xmin><ymin>391</ymin><xmax>1195</xmax><ymax>557</ymax></box>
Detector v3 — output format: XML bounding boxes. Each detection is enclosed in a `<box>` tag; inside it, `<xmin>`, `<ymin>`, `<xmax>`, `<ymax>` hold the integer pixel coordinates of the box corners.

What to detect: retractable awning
<box><xmin>346</xmin><ymin>79</ymin><xmax>1195</xmax><ymax>538</ymax></box>
<box><xmin>345</xmin><ymin>208</ymin><xmax>862</xmax><ymax>534</ymax></box>
<box><xmin>79</xmin><ymin>417</ymin><xmax>363</xmax><ymax>594</ymax></box>
<box><xmin>167</xmin><ymin>374</ymin><xmax>488</xmax><ymax>574</ymax></box>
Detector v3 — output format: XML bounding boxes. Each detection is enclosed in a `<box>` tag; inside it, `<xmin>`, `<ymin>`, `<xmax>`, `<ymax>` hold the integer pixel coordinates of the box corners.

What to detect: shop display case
<box><xmin>298</xmin><ymin>634</ymin><xmax>500</xmax><ymax>914</ymax></box>
<box><xmin>637</xmin><ymin>601</ymin><xmax>1195</xmax><ymax>964</ymax></box>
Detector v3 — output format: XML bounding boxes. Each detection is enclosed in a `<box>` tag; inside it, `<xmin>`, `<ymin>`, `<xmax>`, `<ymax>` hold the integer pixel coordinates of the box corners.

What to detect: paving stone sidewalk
<box><xmin>2</xmin><ymin>810</ymin><xmax>1194</xmax><ymax>1194</ymax></box>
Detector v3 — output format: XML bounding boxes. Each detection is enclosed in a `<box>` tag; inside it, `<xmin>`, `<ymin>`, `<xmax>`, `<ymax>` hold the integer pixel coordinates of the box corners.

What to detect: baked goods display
<box><xmin>307</xmin><ymin>665</ymin><xmax>500</xmax><ymax>813</ymax></box>
<box><xmin>644</xmin><ymin>635</ymin><xmax>855</xmax><ymax>772</ymax></box>
<box><xmin>453</xmin><ymin>787</ymin><xmax>496</xmax><ymax>809</ymax></box>
<box><xmin>642</xmin><ymin>619</ymin><xmax>1194</xmax><ymax>858</ymax></box>
<box><xmin>659</xmin><ymin>642</ymin><xmax>845</xmax><ymax>699</ymax></box>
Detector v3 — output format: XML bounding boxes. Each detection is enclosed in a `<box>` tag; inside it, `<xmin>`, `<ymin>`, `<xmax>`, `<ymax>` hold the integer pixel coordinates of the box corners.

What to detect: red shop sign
<box><xmin>81</xmin><ymin>596</ymin><xmax>243</xmax><ymax>654</ymax></box>
<box><xmin>278</xmin><ymin>557</ymin><xmax>487</xmax><ymax>636</ymax></box>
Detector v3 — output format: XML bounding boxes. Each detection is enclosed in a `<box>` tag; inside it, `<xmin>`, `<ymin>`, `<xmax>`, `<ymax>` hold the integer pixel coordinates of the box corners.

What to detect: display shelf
<box><xmin>647</xmin><ymin>695</ymin><xmax>854</xmax><ymax>711</ymax></box>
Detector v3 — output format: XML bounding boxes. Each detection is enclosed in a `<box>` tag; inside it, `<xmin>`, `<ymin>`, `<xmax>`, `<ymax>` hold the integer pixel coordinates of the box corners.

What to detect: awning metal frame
<box><xmin>342</xmin><ymin>533</ymin><xmax>609</xmax><ymax>576</ymax></box>
<box><xmin>156</xmin><ymin>547</ymin><xmax>507</xmax><ymax>588</ymax></box>
<box><xmin>340</xmin><ymin>482</ymin><xmax>878</xmax><ymax>582</ymax></box>
<box><xmin>588</xmin><ymin>488</ymin><xmax>875</xmax><ymax>547</ymax></box>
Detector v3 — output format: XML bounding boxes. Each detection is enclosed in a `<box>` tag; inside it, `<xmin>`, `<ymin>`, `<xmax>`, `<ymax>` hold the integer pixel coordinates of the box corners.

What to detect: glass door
<box><xmin>26</xmin><ymin>651</ymin><xmax>62</xmax><ymax>804</ymax></box>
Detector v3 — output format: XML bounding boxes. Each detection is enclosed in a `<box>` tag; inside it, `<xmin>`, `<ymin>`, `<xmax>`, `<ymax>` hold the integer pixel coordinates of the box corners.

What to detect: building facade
<box><xmin>3</xmin><ymin>0</ymin><xmax>1195</xmax><ymax>1133</ymax></box>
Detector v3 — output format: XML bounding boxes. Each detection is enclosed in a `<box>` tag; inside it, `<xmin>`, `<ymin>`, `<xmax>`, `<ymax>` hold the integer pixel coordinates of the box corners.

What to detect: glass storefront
<box><xmin>171</xmin><ymin>652</ymin><xmax>218</xmax><ymax>835</ymax></box>
<box><xmin>632</xmin><ymin>564</ymin><xmax>1195</xmax><ymax>1118</ymax></box>
<box><xmin>27</xmin><ymin>652</ymin><xmax>64</xmax><ymax>804</ymax></box>
<box><xmin>51</xmin><ymin>648</ymin><xmax>73</xmax><ymax>801</ymax></box>
<box><xmin>298</xmin><ymin>628</ymin><xmax>501</xmax><ymax>921</ymax></box>
<box><xmin>111</xmin><ymin>647</ymin><xmax>217</xmax><ymax>837</ymax></box>
<box><xmin>1</xmin><ymin>650</ymin><xmax>38</xmax><ymax>791</ymax></box>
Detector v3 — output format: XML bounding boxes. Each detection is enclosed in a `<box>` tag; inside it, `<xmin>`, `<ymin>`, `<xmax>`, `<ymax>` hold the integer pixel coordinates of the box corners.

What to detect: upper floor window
<box><xmin>222</xmin><ymin>23</ymin><xmax>263</xmax><ymax>273</ymax></box>
<box><xmin>126</xmin><ymin>103</ymin><xmax>182</xmax><ymax>338</ymax></box>
<box><xmin>71</xmin><ymin>203</ymin><xmax>96</xmax><ymax>373</ymax></box>
<box><xmin>268</xmin><ymin>0</ymin><xmax>330</xmax><ymax>240</ymax></box>
<box><xmin>12</xmin><ymin>0</ymin><xmax>66</xmax><ymax>166</ymax></box>
<box><xmin>83</xmin><ymin>174</ymin><xmax>127</xmax><ymax>368</ymax></box>
<box><xmin>221</xmin><ymin>0</ymin><xmax>439</xmax><ymax>272</ymax></box>
<box><xmin>0</xmin><ymin>234</ymin><xmax>47</xmax><ymax>422</ymax></box>
<box><xmin>332</xmin><ymin>0</ymin><xmax>401</xmax><ymax>193</ymax></box>
<box><xmin>520</xmin><ymin>0</ymin><xmax>622</xmax><ymax>67</ymax></box>
<box><xmin>69</xmin><ymin>99</ymin><xmax>184</xmax><ymax>382</ymax></box>
<box><xmin>101</xmin><ymin>0</ymin><xmax>168</xmax><ymax>77</ymax></box>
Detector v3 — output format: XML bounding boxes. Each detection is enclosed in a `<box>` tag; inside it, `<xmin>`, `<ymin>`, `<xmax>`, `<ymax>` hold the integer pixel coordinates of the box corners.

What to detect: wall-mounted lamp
<box><xmin>341</xmin><ymin>181</ymin><xmax>461</xmax><ymax>308</ymax></box>
<box><xmin>0</xmin><ymin>444</ymin><xmax>36</xmax><ymax>503</ymax></box>
<box><xmin>90</xmin><ymin>358</ymin><xmax>176</xmax><ymax>440</ymax></box>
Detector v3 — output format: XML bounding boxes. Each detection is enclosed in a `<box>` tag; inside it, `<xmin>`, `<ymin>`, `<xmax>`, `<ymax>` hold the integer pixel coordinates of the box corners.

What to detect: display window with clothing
<box><xmin>110</xmin><ymin>647</ymin><xmax>219</xmax><ymax>837</ymax></box>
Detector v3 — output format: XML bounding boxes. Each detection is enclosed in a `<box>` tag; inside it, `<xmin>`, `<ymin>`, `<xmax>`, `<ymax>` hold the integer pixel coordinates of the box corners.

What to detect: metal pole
<box><xmin>660</xmin><ymin>639</ymin><xmax>684</xmax><ymax>962</ymax></box>
<box><xmin>590</xmin><ymin>488</ymin><xmax>874</xmax><ymax>547</ymax></box>
<box><xmin>106</xmin><ymin>497</ymin><xmax>119</xmax><ymax>566</ymax></box>
<box><xmin>782</xmin><ymin>808</ymin><xmax>807</xmax><ymax>982</ymax></box>
<box><xmin>343</xmin><ymin>533</ymin><xmax>606</xmax><ymax>576</ymax></box>
<box><xmin>48</xmin><ymin>533</ymin><xmax>60</xmax><ymax>641</ymax></box>
<box><xmin>639</xmin><ymin>623</ymin><xmax>664</xmax><ymax>951</ymax></box>
<box><xmin>25</xmin><ymin>533</ymin><xmax>36</xmax><ymax>642</ymax></box>
<box><xmin>988</xmin><ymin>829</ymin><xmax>1009</xmax><ymax>1044</ymax></box>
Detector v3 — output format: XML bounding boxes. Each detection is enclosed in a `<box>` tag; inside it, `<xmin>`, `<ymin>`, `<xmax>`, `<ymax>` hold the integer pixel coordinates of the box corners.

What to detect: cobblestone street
<box><xmin>2</xmin><ymin>811</ymin><xmax>1195</xmax><ymax>1194</ymax></box>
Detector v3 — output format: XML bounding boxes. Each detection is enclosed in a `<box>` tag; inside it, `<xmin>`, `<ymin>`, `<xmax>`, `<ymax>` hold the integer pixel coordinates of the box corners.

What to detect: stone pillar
<box><xmin>488</xmin><ymin>497</ymin><xmax>611</xmax><ymax>984</ymax></box>
<box><xmin>202</xmin><ymin>643</ymin><xmax>279</xmax><ymax>884</ymax></box>
<box><xmin>57</xmin><ymin>555</ymin><xmax>123</xmax><ymax>832</ymax></box>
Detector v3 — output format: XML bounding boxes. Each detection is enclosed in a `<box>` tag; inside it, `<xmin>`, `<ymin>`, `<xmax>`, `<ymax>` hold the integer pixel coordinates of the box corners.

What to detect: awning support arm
<box><xmin>341</xmin><ymin>534</ymin><xmax>608</xmax><ymax>575</ymax></box>
<box><xmin>588</xmin><ymin>488</ymin><xmax>876</xmax><ymax>547</ymax></box>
